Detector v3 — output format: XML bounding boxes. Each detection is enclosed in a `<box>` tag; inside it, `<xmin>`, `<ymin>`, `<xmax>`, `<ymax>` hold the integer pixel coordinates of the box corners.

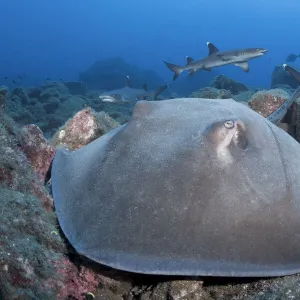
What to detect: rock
<box><xmin>248</xmin><ymin>89</ymin><xmax>290</xmax><ymax>117</ymax></box>
<box><xmin>79</xmin><ymin>56</ymin><xmax>164</xmax><ymax>90</ymax></box>
<box><xmin>211</xmin><ymin>75</ymin><xmax>248</xmax><ymax>95</ymax></box>
<box><xmin>189</xmin><ymin>87</ymin><xmax>232</xmax><ymax>99</ymax></box>
<box><xmin>0</xmin><ymin>85</ymin><xmax>8</xmax><ymax>113</ymax></box>
<box><xmin>233</xmin><ymin>90</ymin><xmax>256</xmax><ymax>102</ymax></box>
<box><xmin>40</xmin><ymin>81</ymin><xmax>69</xmax><ymax>102</ymax></box>
<box><xmin>271</xmin><ymin>65</ymin><xmax>299</xmax><ymax>89</ymax></box>
<box><xmin>26</xmin><ymin>86</ymin><xmax>43</xmax><ymax>99</ymax></box>
<box><xmin>43</xmin><ymin>97</ymin><xmax>60</xmax><ymax>114</ymax></box>
<box><xmin>64</xmin><ymin>81</ymin><xmax>88</xmax><ymax>95</ymax></box>
<box><xmin>51</xmin><ymin>107</ymin><xmax>119</xmax><ymax>150</ymax></box>
<box><xmin>19</xmin><ymin>124</ymin><xmax>56</xmax><ymax>183</ymax></box>
<box><xmin>11</xmin><ymin>87</ymin><xmax>30</xmax><ymax>105</ymax></box>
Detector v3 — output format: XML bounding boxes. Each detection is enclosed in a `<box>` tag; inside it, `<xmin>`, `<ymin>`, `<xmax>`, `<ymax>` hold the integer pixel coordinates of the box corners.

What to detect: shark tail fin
<box><xmin>163</xmin><ymin>61</ymin><xmax>183</xmax><ymax>80</ymax></box>
<box><xmin>153</xmin><ymin>84</ymin><xmax>169</xmax><ymax>100</ymax></box>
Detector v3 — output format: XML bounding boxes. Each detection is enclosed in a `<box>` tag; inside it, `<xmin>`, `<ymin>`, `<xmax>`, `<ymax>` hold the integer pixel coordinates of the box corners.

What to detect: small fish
<box><xmin>18</xmin><ymin>75</ymin><xmax>23</xmax><ymax>80</ymax></box>
<box><xmin>4</xmin><ymin>76</ymin><xmax>8</xmax><ymax>79</ymax></box>
<box><xmin>164</xmin><ymin>42</ymin><xmax>267</xmax><ymax>80</ymax></box>
<box><xmin>12</xmin><ymin>80</ymin><xmax>16</xmax><ymax>84</ymax></box>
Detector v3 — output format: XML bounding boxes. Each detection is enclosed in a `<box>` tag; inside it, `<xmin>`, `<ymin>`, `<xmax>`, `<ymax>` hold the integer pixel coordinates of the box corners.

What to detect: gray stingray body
<box><xmin>52</xmin><ymin>97</ymin><xmax>300</xmax><ymax>277</ymax></box>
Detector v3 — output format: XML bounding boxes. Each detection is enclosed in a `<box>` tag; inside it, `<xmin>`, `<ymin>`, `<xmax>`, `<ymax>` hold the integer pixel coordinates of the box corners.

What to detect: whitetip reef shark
<box><xmin>164</xmin><ymin>42</ymin><xmax>267</xmax><ymax>80</ymax></box>
<box><xmin>99</xmin><ymin>76</ymin><xmax>168</xmax><ymax>103</ymax></box>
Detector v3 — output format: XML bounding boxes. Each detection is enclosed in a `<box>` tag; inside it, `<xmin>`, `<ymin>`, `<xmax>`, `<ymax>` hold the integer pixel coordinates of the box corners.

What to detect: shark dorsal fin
<box><xmin>143</xmin><ymin>84</ymin><xmax>148</xmax><ymax>91</ymax></box>
<box><xmin>207</xmin><ymin>42</ymin><xmax>219</xmax><ymax>55</ymax></box>
<box><xmin>125</xmin><ymin>76</ymin><xmax>133</xmax><ymax>88</ymax></box>
<box><xmin>185</xmin><ymin>56</ymin><xmax>194</xmax><ymax>65</ymax></box>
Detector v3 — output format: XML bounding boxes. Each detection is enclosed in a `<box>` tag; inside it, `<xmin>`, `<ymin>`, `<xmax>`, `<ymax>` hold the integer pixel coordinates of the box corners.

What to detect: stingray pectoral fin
<box><xmin>51</xmin><ymin>124</ymin><xmax>125</xmax><ymax>243</ymax></box>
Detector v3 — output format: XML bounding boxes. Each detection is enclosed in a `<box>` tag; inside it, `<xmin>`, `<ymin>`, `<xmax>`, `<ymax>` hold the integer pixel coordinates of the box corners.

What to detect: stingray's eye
<box><xmin>224</xmin><ymin>120</ymin><xmax>234</xmax><ymax>129</ymax></box>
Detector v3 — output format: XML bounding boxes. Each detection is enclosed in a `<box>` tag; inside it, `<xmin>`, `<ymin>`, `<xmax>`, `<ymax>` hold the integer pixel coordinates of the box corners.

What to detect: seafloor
<box><xmin>1</xmin><ymin>63</ymin><xmax>300</xmax><ymax>299</ymax></box>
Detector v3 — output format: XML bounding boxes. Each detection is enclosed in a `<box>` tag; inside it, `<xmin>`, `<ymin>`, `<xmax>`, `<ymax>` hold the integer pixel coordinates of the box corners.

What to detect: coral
<box><xmin>189</xmin><ymin>87</ymin><xmax>232</xmax><ymax>99</ymax></box>
<box><xmin>0</xmin><ymin>187</ymin><xmax>107</xmax><ymax>300</ymax></box>
<box><xmin>6</xmin><ymin>98</ymin><xmax>35</xmax><ymax>125</ymax></box>
<box><xmin>26</xmin><ymin>86</ymin><xmax>43</xmax><ymax>99</ymax></box>
<box><xmin>43</xmin><ymin>97</ymin><xmax>60</xmax><ymax>114</ymax></box>
<box><xmin>0</xmin><ymin>85</ymin><xmax>8</xmax><ymax>114</ymax></box>
<box><xmin>40</xmin><ymin>81</ymin><xmax>69</xmax><ymax>102</ymax></box>
<box><xmin>0</xmin><ymin>188</ymin><xmax>62</xmax><ymax>299</ymax></box>
<box><xmin>248</xmin><ymin>88</ymin><xmax>289</xmax><ymax>117</ymax></box>
<box><xmin>51</xmin><ymin>107</ymin><xmax>119</xmax><ymax>151</ymax></box>
<box><xmin>0</xmin><ymin>116</ymin><xmax>53</xmax><ymax>210</ymax></box>
<box><xmin>211</xmin><ymin>75</ymin><xmax>248</xmax><ymax>95</ymax></box>
<box><xmin>47</xmin><ymin>258</ymin><xmax>102</xmax><ymax>299</ymax></box>
<box><xmin>11</xmin><ymin>87</ymin><xmax>30</xmax><ymax>105</ymax></box>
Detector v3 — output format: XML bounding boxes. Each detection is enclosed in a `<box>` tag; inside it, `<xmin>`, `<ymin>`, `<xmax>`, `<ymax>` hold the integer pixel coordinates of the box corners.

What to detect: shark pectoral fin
<box><xmin>207</xmin><ymin>42</ymin><xmax>219</xmax><ymax>55</ymax></box>
<box><xmin>188</xmin><ymin>69</ymin><xmax>197</xmax><ymax>76</ymax></box>
<box><xmin>234</xmin><ymin>61</ymin><xmax>249</xmax><ymax>72</ymax></box>
<box><xmin>185</xmin><ymin>56</ymin><xmax>194</xmax><ymax>65</ymax></box>
<box><xmin>203</xmin><ymin>68</ymin><xmax>212</xmax><ymax>72</ymax></box>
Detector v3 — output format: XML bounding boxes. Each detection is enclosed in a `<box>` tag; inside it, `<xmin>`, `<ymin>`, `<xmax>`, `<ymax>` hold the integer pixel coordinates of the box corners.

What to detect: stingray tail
<box><xmin>283</xmin><ymin>64</ymin><xmax>300</xmax><ymax>83</ymax></box>
<box><xmin>163</xmin><ymin>61</ymin><xmax>183</xmax><ymax>80</ymax></box>
<box><xmin>153</xmin><ymin>84</ymin><xmax>169</xmax><ymax>100</ymax></box>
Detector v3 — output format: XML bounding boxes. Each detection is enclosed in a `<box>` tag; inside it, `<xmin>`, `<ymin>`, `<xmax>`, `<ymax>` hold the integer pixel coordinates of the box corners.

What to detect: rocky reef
<box><xmin>210</xmin><ymin>75</ymin><xmax>249</xmax><ymax>95</ymax></box>
<box><xmin>271</xmin><ymin>65</ymin><xmax>299</xmax><ymax>89</ymax></box>
<box><xmin>79</xmin><ymin>57</ymin><xmax>164</xmax><ymax>91</ymax></box>
<box><xmin>4</xmin><ymin>80</ymin><xmax>132</xmax><ymax>138</ymax></box>
<box><xmin>3</xmin><ymin>73</ymin><xmax>300</xmax><ymax>299</ymax></box>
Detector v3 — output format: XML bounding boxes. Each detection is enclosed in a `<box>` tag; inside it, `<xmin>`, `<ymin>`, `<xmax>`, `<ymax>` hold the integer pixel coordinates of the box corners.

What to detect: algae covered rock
<box><xmin>51</xmin><ymin>107</ymin><xmax>119</xmax><ymax>150</ymax></box>
<box><xmin>211</xmin><ymin>75</ymin><xmax>248</xmax><ymax>95</ymax></box>
<box><xmin>248</xmin><ymin>88</ymin><xmax>290</xmax><ymax>117</ymax></box>
<box><xmin>189</xmin><ymin>87</ymin><xmax>232</xmax><ymax>99</ymax></box>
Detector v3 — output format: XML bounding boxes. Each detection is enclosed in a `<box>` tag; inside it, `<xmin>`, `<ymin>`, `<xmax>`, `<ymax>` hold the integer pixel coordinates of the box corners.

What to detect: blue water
<box><xmin>1</xmin><ymin>0</ymin><xmax>300</xmax><ymax>89</ymax></box>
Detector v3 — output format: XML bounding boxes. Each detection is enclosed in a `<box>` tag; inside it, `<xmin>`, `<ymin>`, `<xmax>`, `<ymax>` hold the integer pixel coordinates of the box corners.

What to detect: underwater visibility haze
<box><xmin>3</xmin><ymin>0</ymin><xmax>300</xmax><ymax>299</ymax></box>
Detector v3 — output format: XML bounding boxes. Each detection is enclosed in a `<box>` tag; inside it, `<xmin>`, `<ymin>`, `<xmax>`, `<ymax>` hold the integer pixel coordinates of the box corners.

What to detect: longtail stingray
<box><xmin>51</xmin><ymin>86</ymin><xmax>300</xmax><ymax>277</ymax></box>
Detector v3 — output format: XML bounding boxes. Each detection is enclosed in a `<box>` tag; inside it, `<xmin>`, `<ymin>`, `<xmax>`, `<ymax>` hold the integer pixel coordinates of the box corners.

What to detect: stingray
<box><xmin>51</xmin><ymin>86</ymin><xmax>300</xmax><ymax>277</ymax></box>
<box><xmin>98</xmin><ymin>76</ymin><xmax>168</xmax><ymax>103</ymax></box>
